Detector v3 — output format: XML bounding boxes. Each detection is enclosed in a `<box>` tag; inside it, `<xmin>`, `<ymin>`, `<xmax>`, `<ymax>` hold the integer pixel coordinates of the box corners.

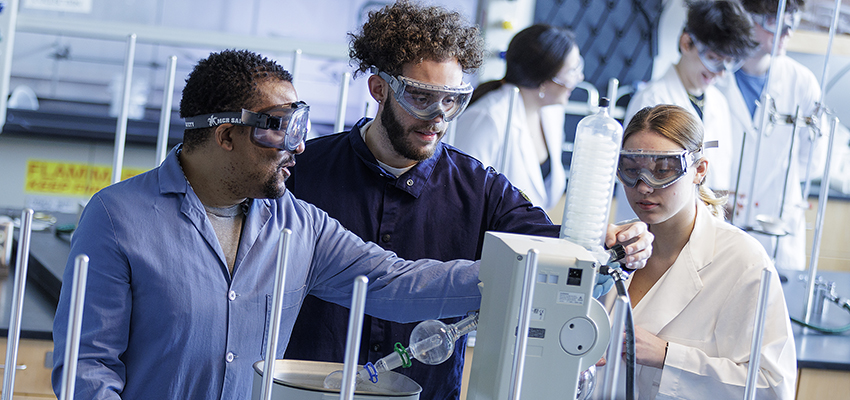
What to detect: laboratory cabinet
<box><xmin>0</xmin><ymin>337</ymin><xmax>55</xmax><ymax>399</ymax></box>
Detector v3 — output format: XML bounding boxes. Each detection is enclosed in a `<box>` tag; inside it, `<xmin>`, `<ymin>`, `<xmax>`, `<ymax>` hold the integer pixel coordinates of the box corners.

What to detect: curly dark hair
<box><xmin>179</xmin><ymin>49</ymin><xmax>292</xmax><ymax>152</ymax></box>
<box><xmin>740</xmin><ymin>0</ymin><xmax>806</xmax><ymax>15</ymax></box>
<box><xmin>348</xmin><ymin>0</ymin><xmax>484</xmax><ymax>77</ymax></box>
<box><xmin>685</xmin><ymin>0</ymin><xmax>759</xmax><ymax>60</ymax></box>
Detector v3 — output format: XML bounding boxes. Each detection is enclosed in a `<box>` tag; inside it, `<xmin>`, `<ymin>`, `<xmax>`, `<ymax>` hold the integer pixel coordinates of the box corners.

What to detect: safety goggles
<box><xmin>552</xmin><ymin>56</ymin><xmax>585</xmax><ymax>88</ymax></box>
<box><xmin>377</xmin><ymin>71</ymin><xmax>473</xmax><ymax>122</ymax></box>
<box><xmin>617</xmin><ymin>149</ymin><xmax>700</xmax><ymax>189</ymax></box>
<box><xmin>690</xmin><ymin>36</ymin><xmax>745</xmax><ymax>74</ymax></box>
<box><xmin>752</xmin><ymin>12</ymin><xmax>801</xmax><ymax>36</ymax></box>
<box><xmin>184</xmin><ymin>102</ymin><xmax>310</xmax><ymax>152</ymax></box>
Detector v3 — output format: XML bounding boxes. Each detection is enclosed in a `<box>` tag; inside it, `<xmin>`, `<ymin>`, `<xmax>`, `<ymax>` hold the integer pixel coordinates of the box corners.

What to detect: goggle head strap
<box><xmin>184</xmin><ymin>101</ymin><xmax>309</xmax><ymax>131</ymax></box>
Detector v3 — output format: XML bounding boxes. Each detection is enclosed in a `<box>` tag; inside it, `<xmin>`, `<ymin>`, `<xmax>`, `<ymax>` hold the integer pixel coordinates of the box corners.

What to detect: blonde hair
<box><xmin>623</xmin><ymin>104</ymin><xmax>727</xmax><ymax>218</ymax></box>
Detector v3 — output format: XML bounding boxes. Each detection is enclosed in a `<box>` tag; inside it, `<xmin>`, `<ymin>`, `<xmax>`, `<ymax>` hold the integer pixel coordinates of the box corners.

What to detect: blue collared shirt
<box><xmin>51</xmin><ymin>146</ymin><xmax>481</xmax><ymax>400</ymax></box>
<box><xmin>285</xmin><ymin>118</ymin><xmax>558</xmax><ymax>399</ymax></box>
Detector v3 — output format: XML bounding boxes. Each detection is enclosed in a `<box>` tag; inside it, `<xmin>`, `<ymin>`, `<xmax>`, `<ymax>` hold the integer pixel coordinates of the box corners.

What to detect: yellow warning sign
<box><xmin>25</xmin><ymin>160</ymin><xmax>148</xmax><ymax>197</ymax></box>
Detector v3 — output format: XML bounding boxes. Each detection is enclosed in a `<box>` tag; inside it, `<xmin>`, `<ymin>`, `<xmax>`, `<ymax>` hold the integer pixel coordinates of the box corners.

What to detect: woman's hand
<box><xmin>632</xmin><ymin>325</ymin><xmax>668</xmax><ymax>369</ymax></box>
<box><xmin>605</xmin><ymin>221</ymin><xmax>653</xmax><ymax>270</ymax></box>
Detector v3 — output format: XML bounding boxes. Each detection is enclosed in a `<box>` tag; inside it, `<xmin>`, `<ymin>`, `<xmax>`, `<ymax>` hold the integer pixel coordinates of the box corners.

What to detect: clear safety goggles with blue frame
<box><xmin>617</xmin><ymin>148</ymin><xmax>701</xmax><ymax>189</ymax></box>
<box><xmin>377</xmin><ymin>70</ymin><xmax>473</xmax><ymax>122</ymax></box>
<box><xmin>752</xmin><ymin>11</ymin><xmax>801</xmax><ymax>36</ymax></box>
<box><xmin>183</xmin><ymin>101</ymin><xmax>310</xmax><ymax>152</ymax></box>
<box><xmin>690</xmin><ymin>35</ymin><xmax>745</xmax><ymax>74</ymax></box>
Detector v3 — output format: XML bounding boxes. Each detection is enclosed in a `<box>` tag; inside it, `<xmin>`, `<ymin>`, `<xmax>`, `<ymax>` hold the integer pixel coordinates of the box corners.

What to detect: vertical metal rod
<box><xmin>772</xmin><ymin>107</ymin><xmax>801</xmax><ymax>260</ymax></box>
<box><xmin>444</xmin><ymin>120</ymin><xmax>457</xmax><ymax>147</ymax></box>
<box><xmin>730</xmin><ymin>131</ymin><xmax>748</xmax><ymax>225</ymax></box>
<box><xmin>606</xmin><ymin>78</ymin><xmax>619</xmax><ymax>109</ymax></box>
<box><xmin>111</xmin><ymin>33</ymin><xmax>137</xmax><ymax>184</ymax></box>
<box><xmin>499</xmin><ymin>87</ymin><xmax>520</xmax><ymax>172</ymax></box>
<box><xmin>508</xmin><ymin>249</ymin><xmax>539</xmax><ymax>400</ymax></box>
<box><xmin>801</xmin><ymin>129</ymin><xmax>818</xmax><ymax>207</ymax></box>
<box><xmin>744</xmin><ymin>0</ymin><xmax>787</xmax><ymax>225</ymax></box>
<box><xmin>818</xmin><ymin>0</ymin><xmax>842</xmax><ymax>108</ymax></box>
<box><xmin>260</xmin><ymin>228</ymin><xmax>293</xmax><ymax>400</ymax></box>
<box><xmin>155</xmin><ymin>55</ymin><xmax>178</xmax><ymax>165</ymax></box>
<box><xmin>363</xmin><ymin>101</ymin><xmax>372</xmax><ymax>120</ymax></box>
<box><xmin>803</xmin><ymin>0</ymin><xmax>842</xmax><ymax>207</ymax></box>
<box><xmin>2</xmin><ymin>209</ymin><xmax>33</xmax><ymax>400</ymax></box>
<box><xmin>59</xmin><ymin>254</ymin><xmax>90</xmax><ymax>400</ymax></box>
<box><xmin>744</xmin><ymin>269</ymin><xmax>772</xmax><ymax>400</ymax></box>
<box><xmin>804</xmin><ymin>117</ymin><xmax>839</xmax><ymax>323</ymax></box>
<box><xmin>0</xmin><ymin>0</ymin><xmax>20</xmax><ymax>133</ymax></box>
<box><xmin>290</xmin><ymin>49</ymin><xmax>302</xmax><ymax>84</ymax></box>
<box><xmin>334</xmin><ymin>72</ymin><xmax>351</xmax><ymax>133</ymax></box>
<box><xmin>602</xmin><ymin>295</ymin><xmax>629</xmax><ymax>400</ymax></box>
<box><xmin>340</xmin><ymin>275</ymin><xmax>369</xmax><ymax>400</ymax></box>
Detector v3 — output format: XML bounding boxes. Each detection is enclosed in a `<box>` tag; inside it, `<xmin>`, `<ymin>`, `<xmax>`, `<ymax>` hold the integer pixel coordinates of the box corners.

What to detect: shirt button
<box><xmin>226</xmin><ymin>352</ymin><xmax>235</xmax><ymax>363</ymax></box>
<box><xmin>371</xmin><ymin>343</ymin><xmax>382</xmax><ymax>353</ymax></box>
<box><xmin>381</xmin><ymin>234</ymin><xmax>391</xmax><ymax>243</ymax></box>
<box><xmin>228</xmin><ymin>290</ymin><xmax>237</xmax><ymax>301</ymax></box>
<box><xmin>406</xmin><ymin>179</ymin><xmax>414</xmax><ymax>187</ymax></box>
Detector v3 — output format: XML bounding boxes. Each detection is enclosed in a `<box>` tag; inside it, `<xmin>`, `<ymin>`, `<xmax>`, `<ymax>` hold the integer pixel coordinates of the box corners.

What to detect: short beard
<box><xmin>261</xmin><ymin>158</ymin><xmax>291</xmax><ymax>199</ymax></box>
<box><xmin>381</xmin><ymin>99</ymin><xmax>442</xmax><ymax>162</ymax></box>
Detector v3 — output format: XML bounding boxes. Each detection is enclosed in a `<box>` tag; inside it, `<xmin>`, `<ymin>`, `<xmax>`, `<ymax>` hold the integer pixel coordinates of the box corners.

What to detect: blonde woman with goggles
<box><xmin>615</xmin><ymin>104</ymin><xmax>796</xmax><ymax>399</ymax></box>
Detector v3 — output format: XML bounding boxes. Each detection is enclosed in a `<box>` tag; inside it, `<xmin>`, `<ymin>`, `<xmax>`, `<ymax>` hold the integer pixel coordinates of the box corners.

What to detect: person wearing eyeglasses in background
<box><xmin>615</xmin><ymin>0</ymin><xmax>759</xmax><ymax>223</ymax></box>
<box><xmin>282</xmin><ymin>2</ymin><xmax>654</xmax><ymax>399</ymax></box>
<box><xmin>51</xmin><ymin>49</ymin><xmax>498</xmax><ymax>400</ymax></box>
<box><xmin>716</xmin><ymin>0</ymin><xmax>827</xmax><ymax>271</ymax></box>
<box><xmin>453</xmin><ymin>24</ymin><xmax>585</xmax><ymax>212</ymax></box>
<box><xmin>617</xmin><ymin>104</ymin><xmax>796</xmax><ymax>399</ymax></box>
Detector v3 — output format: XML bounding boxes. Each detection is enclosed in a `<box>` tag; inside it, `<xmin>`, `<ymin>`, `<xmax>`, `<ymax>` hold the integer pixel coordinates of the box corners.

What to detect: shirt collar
<box><xmin>347</xmin><ymin>117</ymin><xmax>444</xmax><ymax>198</ymax></box>
<box><xmin>158</xmin><ymin>144</ymin><xmax>191</xmax><ymax>195</ymax></box>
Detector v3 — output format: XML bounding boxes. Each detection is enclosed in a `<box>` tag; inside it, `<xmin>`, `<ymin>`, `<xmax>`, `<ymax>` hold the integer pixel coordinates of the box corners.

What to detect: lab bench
<box><xmin>778</xmin><ymin>268</ymin><xmax>850</xmax><ymax>399</ymax></box>
<box><xmin>4</xmin><ymin>208</ymin><xmax>850</xmax><ymax>400</ymax></box>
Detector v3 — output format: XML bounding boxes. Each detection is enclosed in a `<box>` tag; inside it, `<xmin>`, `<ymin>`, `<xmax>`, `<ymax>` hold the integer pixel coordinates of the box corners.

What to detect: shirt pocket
<box><xmin>261</xmin><ymin>284</ymin><xmax>306</xmax><ymax>357</ymax></box>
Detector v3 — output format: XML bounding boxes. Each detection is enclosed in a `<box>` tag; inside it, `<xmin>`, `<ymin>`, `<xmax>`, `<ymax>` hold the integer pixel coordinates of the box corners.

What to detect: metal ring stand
<box><xmin>339</xmin><ymin>276</ymin><xmax>369</xmax><ymax>400</ymax></box>
<box><xmin>259</xmin><ymin>229</ymin><xmax>293</xmax><ymax>400</ymax></box>
<box><xmin>58</xmin><ymin>254</ymin><xmax>90</xmax><ymax>400</ymax></box>
<box><xmin>1</xmin><ymin>209</ymin><xmax>33</xmax><ymax>400</ymax></box>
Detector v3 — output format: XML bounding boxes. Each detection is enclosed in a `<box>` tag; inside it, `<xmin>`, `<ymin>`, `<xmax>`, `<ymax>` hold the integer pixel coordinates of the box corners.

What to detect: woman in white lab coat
<box><xmin>454</xmin><ymin>24</ymin><xmax>583</xmax><ymax>211</ymax></box>
<box><xmin>617</xmin><ymin>105</ymin><xmax>796</xmax><ymax>399</ymax></box>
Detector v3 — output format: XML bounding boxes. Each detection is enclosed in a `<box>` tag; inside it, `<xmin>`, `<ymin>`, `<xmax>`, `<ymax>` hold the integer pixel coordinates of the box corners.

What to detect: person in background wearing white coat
<box><xmin>616</xmin><ymin>0</ymin><xmax>758</xmax><ymax>223</ymax></box>
<box><xmin>716</xmin><ymin>0</ymin><xmax>827</xmax><ymax>270</ymax></box>
<box><xmin>454</xmin><ymin>24</ymin><xmax>583</xmax><ymax>212</ymax></box>
<box><xmin>617</xmin><ymin>104</ymin><xmax>796</xmax><ymax>399</ymax></box>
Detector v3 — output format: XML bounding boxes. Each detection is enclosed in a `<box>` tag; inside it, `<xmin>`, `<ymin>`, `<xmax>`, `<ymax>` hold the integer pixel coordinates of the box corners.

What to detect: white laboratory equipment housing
<box><xmin>466</xmin><ymin>232</ymin><xmax>610</xmax><ymax>400</ymax></box>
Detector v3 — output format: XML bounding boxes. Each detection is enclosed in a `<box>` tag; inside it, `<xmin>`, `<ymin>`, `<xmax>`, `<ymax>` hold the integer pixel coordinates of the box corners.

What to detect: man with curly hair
<box><xmin>50</xmin><ymin>48</ymin><xmax>487</xmax><ymax>399</ymax></box>
<box><xmin>284</xmin><ymin>2</ymin><xmax>653</xmax><ymax>399</ymax></box>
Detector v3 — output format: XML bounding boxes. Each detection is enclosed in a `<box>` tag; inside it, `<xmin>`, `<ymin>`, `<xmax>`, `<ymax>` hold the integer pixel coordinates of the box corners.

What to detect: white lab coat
<box><xmin>454</xmin><ymin>83</ymin><xmax>567</xmax><ymax>210</ymax></box>
<box><xmin>615</xmin><ymin>66</ymin><xmax>734</xmax><ymax>223</ymax></box>
<box><xmin>623</xmin><ymin>202</ymin><xmax>797</xmax><ymax>400</ymax></box>
<box><xmin>624</xmin><ymin>66</ymin><xmax>735</xmax><ymax>190</ymax></box>
<box><xmin>715</xmin><ymin>55</ymin><xmax>826</xmax><ymax>270</ymax></box>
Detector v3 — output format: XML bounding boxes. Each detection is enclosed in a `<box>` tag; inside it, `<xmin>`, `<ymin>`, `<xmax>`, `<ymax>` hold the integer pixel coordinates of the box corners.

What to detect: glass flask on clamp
<box><xmin>322</xmin><ymin>313</ymin><xmax>479</xmax><ymax>390</ymax></box>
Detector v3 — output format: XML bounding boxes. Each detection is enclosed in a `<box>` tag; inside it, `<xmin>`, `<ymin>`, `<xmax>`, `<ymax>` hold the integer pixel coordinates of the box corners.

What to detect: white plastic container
<box><xmin>252</xmin><ymin>360</ymin><xmax>421</xmax><ymax>400</ymax></box>
<box><xmin>560</xmin><ymin>98</ymin><xmax>624</xmax><ymax>263</ymax></box>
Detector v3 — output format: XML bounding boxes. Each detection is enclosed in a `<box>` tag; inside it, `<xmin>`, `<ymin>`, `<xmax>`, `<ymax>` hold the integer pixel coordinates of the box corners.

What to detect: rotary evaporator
<box><xmin>251</xmin><ymin>99</ymin><xmax>627</xmax><ymax>400</ymax></box>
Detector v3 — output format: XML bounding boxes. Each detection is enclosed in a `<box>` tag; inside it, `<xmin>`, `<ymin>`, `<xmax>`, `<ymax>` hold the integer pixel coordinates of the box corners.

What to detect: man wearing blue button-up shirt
<box><xmin>51</xmin><ymin>49</ymin><xmax>484</xmax><ymax>400</ymax></box>
<box><xmin>283</xmin><ymin>3</ymin><xmax>654</xmax><ymax>399</ymax></box>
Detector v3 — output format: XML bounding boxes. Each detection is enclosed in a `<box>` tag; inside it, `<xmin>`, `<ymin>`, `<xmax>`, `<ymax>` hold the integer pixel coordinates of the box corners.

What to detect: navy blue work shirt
<box><xmin>284</xmin><ymin>118</ymin><xmax>559</xmax><ymax>400</ymax></box>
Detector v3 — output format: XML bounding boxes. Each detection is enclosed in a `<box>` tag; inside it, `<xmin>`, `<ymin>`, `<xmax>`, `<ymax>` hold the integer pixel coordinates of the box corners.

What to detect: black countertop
<box><xmin>779</xmin><ymin>268</ymin><xmax>850</xmax><ymax>371</ymax></box>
